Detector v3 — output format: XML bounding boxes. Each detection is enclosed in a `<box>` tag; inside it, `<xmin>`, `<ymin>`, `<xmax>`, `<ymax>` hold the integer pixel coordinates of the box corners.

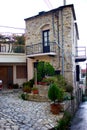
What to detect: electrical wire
<box><xmin>43</xmin><ymin>0</ymin><xmax>53</xmax><ymax>9</ymax></box>
<box><xmin>0</xmin><ymin>30</ymin><xmax>25</xmax><ymax>35</ymax></box>
<box><xmin>0</xmin><ymin>25</ymin><xmax>25</xmax><ymax>30</ymax></box>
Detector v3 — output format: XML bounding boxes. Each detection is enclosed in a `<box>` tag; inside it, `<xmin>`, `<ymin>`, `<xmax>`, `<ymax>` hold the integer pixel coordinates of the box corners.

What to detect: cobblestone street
<box><xmin>0</xmin><ymin>91</ymin><xmax>63</xmax><ymax>130</ymax></box>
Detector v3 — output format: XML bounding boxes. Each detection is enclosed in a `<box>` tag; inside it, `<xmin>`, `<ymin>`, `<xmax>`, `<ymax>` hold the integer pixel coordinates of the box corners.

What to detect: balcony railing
<box><xmin>75</xmin><ymin>46</ymin><xmax>86</xmax><ymax>62</ymax></box>
<box><xmin>26</xmin><ymin>42</ymin><xmax>58</xmax><ymax>55</ymax></box>
<box><xmin>0</xmin><ymin>44</ymin><xmax>25</xmax><ymax>53</ymax></box>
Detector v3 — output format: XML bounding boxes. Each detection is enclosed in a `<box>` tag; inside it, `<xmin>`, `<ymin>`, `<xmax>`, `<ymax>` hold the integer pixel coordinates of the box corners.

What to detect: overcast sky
<box><xmin>0</xmin><ymin>0</ymin><xmax>87</xmax><ymax>68</ymax></box>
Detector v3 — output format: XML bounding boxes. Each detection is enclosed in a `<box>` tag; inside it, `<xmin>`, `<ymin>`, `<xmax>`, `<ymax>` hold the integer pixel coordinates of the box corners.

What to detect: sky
<box><xmin>0</xmin><ymin>0</ymin><xmax>87</xmax><ymax>68</ymax></box>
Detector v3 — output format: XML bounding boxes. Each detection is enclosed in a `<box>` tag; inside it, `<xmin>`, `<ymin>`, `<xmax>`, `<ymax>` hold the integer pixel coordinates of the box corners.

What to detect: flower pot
<box><xmin>32</xmin><ymin>90</ymin><xmax>38</xmax><ymax>94</ymax></box>
<box><xmin>50</xmin><ymin>103</ymin><xmax>61</xmax><ymax>114</ymax></box>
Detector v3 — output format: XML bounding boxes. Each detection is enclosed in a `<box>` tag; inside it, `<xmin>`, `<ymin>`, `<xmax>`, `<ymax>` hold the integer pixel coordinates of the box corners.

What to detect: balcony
<box><xmin>75</xmin><ymin>47</ymin><xmax>86</xmax><ymax>62</ymax></box>
<box><xmin>26</xmin><ymin>42</ymin><xmax>58</xmax><ymax>58</ymax></box>
<box><xmin>0</xmin><ymin>44</ymin><xmax>25</xmax><ymax>54</ymax></box>
<box><xmin>0</xmin><ymin>44</ymin><xmax>26</xmax><ymax>63</ymax></box>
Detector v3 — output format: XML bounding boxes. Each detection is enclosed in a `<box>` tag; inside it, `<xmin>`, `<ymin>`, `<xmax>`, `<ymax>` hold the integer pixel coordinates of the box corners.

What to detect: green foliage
<box><xmin>37</xmin><ymin>61</ymin><xmax>55</xmax><ymax>82</ymax></box>
<box><xmin>13</xmin><ymin>46</ymin><xmax>25</xmax><ymax>53</ymax></box>
<box><xmin>14</xmin><ymin>35</ymin><xmax>25</xmax><ymax>45</ymax></box>
<box><xmin>22</xmin><ymin>79</ymin><xmax>34</xmax><ymax>93</ymax></box>
<box><xmin>22</xmin><ymin>85</ymin><xmax>31</xmax><ymax>93</ymax></box>
<box><xmin>42</xmin><ymin>76</ymin><xmax>58</xmax><ymax>85</ymax></box>
<box><xmin>29</xmin><ymin>78</ymin><xmax>34</xmax><ymax>87</ymax></box>
<box><xmin>32</xmin><ymin>86</ymin><xmax>38</xmax><ymax>90</ymax></box>
<box><xmin>65</xmin><ymin>84</ymin><xmax>73</xmax><ymax>93</ymax></box>
<box><xmin>57</xmin><ymin>75</ymin><xmax>67</xmax><ymax>88</ymax></box>
<box><xmin>63</xmin><ymin>92</ymin><xmax>71</xmax><ymax>100</ymax></box>
<box><xmin>58</xmin><ymin>87</ymin><xmax>64</xmax><ymax>102</ymax></box>
<box><xmin>48</xmin><ymin>83</ymin><xmax>58</xmax><ymax>103</ymax></box>
<box><xmin>48</xmin><ymin>83</ymin><xmax>64</xmax><ymax>103</ymax></box>
<box><xmin>44</xmin><ymin>62</ymin><xmax>55</xmax><ymax>76</ymax></box>
<box><xmin>23</xmin><ymin>79</ymin><xmax>34</xmax><ymax>88</ymax></box>
<box><xmin>56</xmin><ymin>111</ymin><xmax>72</xmax><ymax>130</ymax></box>
<box><xmin>56</xmin><ymin>75</ymin><xmax>73</xmax><ymax>94</ymax></box>
<box><xmin>21</xmin><ymin>93</ymin><xmax>29</xmax><ymax>100</ymax></box>
<box><xmin>23</xmin><ymin>81</ymin><xmax>31</xmax><ymax>93</ymax></box>
<box><xmin>13</xmin><ymin>83</ymin><xmax>19</xmax><ymax>89</ymax></box>
<box><xmin>13</xmin><ymin>35</ymin><xmax>25</xmax><ymax>53</ymax></box>
<box><xmin>37</xmin><ymin>61</ymin><xmax>45</xmax><ymax>81</ymax></box>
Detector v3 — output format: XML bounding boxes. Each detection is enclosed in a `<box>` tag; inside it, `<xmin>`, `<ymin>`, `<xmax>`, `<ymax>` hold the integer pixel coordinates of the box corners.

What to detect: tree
<box><xmin>37</xmin><ymin>61</ymin><xmax>55</xmax><ymax>82</ymax></box>
<box><xmin>13</xmin><ymin>34</ymin><xmax>25</xmax><ymax>53</ymax></box>
<box><xmin>14</xmin><ymin>34</ymin><xmax>25</xmax><ymax>45</ymax></box>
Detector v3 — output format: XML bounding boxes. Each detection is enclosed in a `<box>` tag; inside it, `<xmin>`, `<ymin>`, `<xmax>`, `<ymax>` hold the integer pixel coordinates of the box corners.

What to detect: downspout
<box><xmin>57</xmin><ymin>11</ymin><xmax>60</xmax><ymax>68</ymax></box>
<box><xmin>52</xmin><ymin>12</ymin><xmax>60</xmax><ymax>69</ymax></box>
<box><xmin>52</xmin><ymin>12</ymin><xmax>55</xmax><ymax>42</ymax></box>
<box><xmin>61</xmin><ymin>9</ymin><xmax>64</xmax><ymax>76</ymax></box>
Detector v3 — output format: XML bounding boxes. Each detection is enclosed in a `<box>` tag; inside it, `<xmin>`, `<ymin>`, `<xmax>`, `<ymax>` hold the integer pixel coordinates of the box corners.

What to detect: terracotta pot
<box><xmin>37</xmin><ymin>82</ymin><xmax>47</xmax><ymax>85</ymax></box>
<box><xmin>33</xmin><ymin>90</ymin><xmax>38</xmax><ymax>94</ymax></box>
<box><xmin>50</xmin><ymin>103</ymin><xmax>61</xmax><ymax>114</ymax></box>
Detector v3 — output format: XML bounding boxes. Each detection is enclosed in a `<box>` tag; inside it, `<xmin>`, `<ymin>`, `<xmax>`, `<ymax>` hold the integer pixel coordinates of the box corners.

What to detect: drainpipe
<box><xmin>52</xmin><ymin>13</ymin><xmax>55</xmax><ymax>42</ymax></box>
<box><xmin>57</xmin><ymin>11</ymin><xmax>60</xmax><ymax>68</ymax></box>
<box><xmin>61</xmin><ymin>10</ymin><xmax>64</xmax><ymax>76</ymax></box>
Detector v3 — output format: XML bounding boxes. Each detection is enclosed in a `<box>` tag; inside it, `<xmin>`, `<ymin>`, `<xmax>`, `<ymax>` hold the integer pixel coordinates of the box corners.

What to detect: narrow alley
<box><xmin>70</xmin><ymin>101</ymin><xmax>87</xmax><ymax>130</ymax></box>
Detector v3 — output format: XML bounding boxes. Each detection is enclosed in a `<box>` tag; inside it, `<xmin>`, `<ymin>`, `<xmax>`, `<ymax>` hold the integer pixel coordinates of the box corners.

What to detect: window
<box><xmin>43</xmin><ymin>30</ymin><xmax>49</xmax><ymax>46</ymax></box>
<box><xmin>43</xmin><ymin>30</ymin><xmax>50</xmax><ymax>53</ymax></box>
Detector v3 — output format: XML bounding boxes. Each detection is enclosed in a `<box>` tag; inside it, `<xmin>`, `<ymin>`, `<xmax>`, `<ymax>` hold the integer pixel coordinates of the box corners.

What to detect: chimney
<box><xmin>64</xmin><ymin>0</ymin><xmax>66</xmax><ymax>5</ymax></box>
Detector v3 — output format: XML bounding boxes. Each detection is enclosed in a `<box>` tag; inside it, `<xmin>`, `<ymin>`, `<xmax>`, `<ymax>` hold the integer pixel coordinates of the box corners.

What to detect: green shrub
<box><xmin>42</xmin><ymin>76</ymin><xmax>58</xmax><ymax>85</ymax></box>
<box><xmin>22</xmin><ymin>85</ymin><xmax>31</xmax><ymax>93</ymax></box>
<box><xmin>22</xmin><ymin>81</ymin><xmax>32</xmax><ymax>93</ymax></box>
<box><xmin>37</xmin><ymin>61</ymin><xmax>55</xmax><ymax>82</ymax></box>
<box><xmin>13</xmin><ymin>46</ymin><xmax>25</xmax><ymax>53</ymax></box>
<box><xmin>29</xmin><ymin>78</ymin><xmax>34</xmax><ymax>88</ymax></box>
<box><xmin>13</xmin><ymin>83</ymin><xmax>19</xmax><ymax>89</ymax></box>
<box><xmin>22</xmin><ymin>79</ymin><xmax>34</xmax><ymax>93</ymax></box>
<box><xmin>21</xmin><ymin>93</ymin><xmax>29</xmax><ymax>100</ymax></box>
<box><xmin>37</xmin><ymin>61</ymin><xmax>45</xmax><ymax>82</ymax></box>
<box><xmin>65</xmin><ymin>84</ymin><xmax>73</xmax><ymax>93</ymax></box>
<box><xmin>44</xmin><ymin>62</ymin><xmax>55</xmax><ymax>76</ymax></box>
<box><xmin>48</xmin><ymin>83</ymin><xmax>58</xmax><ymax>103</ymax></box>
<box><xmin>48</xmin><ymin>83</ymin><xmax>64</xmax><ymax>103</ymax></box>
<box><xmin>57</xmin><ymin>75</ymin><xmax>67</xmax><ymax>89</ymax></box>
<box><xmin>56</xmin><ymin>111</ymin><xmax>72</xmax><ymax>130</ymax></box>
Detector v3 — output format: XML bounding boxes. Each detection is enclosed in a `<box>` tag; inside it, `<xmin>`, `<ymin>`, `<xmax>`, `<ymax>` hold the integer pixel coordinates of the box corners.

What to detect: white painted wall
<box><xmin>0</xmin><ymin>53</ymin><xmax>26</xmax><ymax>63</ymax></box>
<box><xmin>13</xmin><ymin>64</ymin><xmax>27</xmax><ymax>87</ymax></box>
<box><xmin>27</xmin><ymin>58</ymin><xmax>34</xmax><ymax>81</ymax></box>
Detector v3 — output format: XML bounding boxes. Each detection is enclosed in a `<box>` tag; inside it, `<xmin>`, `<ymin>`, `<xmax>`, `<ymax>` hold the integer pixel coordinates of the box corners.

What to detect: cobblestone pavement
<box><xmin>0</xmin><ymin>91</ymin><xmax>63</xmax><ymax>130</ymax></box>
<box><xmin>70</xmin><ymin>102</ymin><xmax>87</xmax><ymax>130</ymax></box>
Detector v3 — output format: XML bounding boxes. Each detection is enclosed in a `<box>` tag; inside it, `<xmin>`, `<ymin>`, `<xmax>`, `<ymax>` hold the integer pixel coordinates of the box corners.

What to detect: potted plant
<box><xmin>22</xmin><ymin>82</ymin><xmax>31</xmax><ymax>93</ymax></box>
<box><xmin>48</xmin><ymin>83</ymin><xmax>64</xmax><ymax>114</ymax></box>
<box><xmin>8</xmin><ymin>83</ymin><xmax>13</xmax><ymax>89</ymax></box>
<box><xmin>32</xmin><ymin>86</ymin><xmax>39</xmax><ymax>94</ymax></box>
<box><xmin>13</xmin><ymin>83</ymin><xmax>19</xmax><ymax>89</ymax></box>
<box><xmin>65</xmin><ymin>83</ymin><xmax>73</xmax><ymax>93</ymax></box>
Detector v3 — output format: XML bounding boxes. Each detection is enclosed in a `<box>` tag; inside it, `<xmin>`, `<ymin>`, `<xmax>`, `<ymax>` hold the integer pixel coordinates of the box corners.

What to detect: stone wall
<box><xmin>25</xmin><ymin>5</ymin><xmax>77</xmax><ymax>85</ymax></box>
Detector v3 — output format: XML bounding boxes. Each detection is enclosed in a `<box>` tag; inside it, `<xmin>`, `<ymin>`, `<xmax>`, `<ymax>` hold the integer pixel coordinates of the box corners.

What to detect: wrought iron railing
<box><xmin>75</xmin><ymin>46</ymin><xmax>86</xmax><ymax>57</ymax></box>
<box><xmin>75</xmin><ymin>46</ymin><xmax>86</xmax><ymax>62</ymax></box>
<box><xmin>26</xmin><ymin>42</ymin><xmax>58</xmax><ymax>55</ymax></box>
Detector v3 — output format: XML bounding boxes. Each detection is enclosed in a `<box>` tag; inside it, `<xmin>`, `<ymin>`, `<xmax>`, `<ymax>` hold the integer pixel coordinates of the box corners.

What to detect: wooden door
<box><xmin>0</xmin><ymin>66</ymin><xmax>13</xmax><ymax>88</ymax></box>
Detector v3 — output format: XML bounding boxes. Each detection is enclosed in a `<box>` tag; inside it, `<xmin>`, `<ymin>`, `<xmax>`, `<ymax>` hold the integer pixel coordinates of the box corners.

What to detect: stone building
<box><xmin>25</xmin><ymin>4</ymin><xmax>86</xmax><ymax>93</ymax></box>
<box><xmin>25</xmin><ymin>5</ymin><xmax>86</xmax><ymax>96</ymax></box>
